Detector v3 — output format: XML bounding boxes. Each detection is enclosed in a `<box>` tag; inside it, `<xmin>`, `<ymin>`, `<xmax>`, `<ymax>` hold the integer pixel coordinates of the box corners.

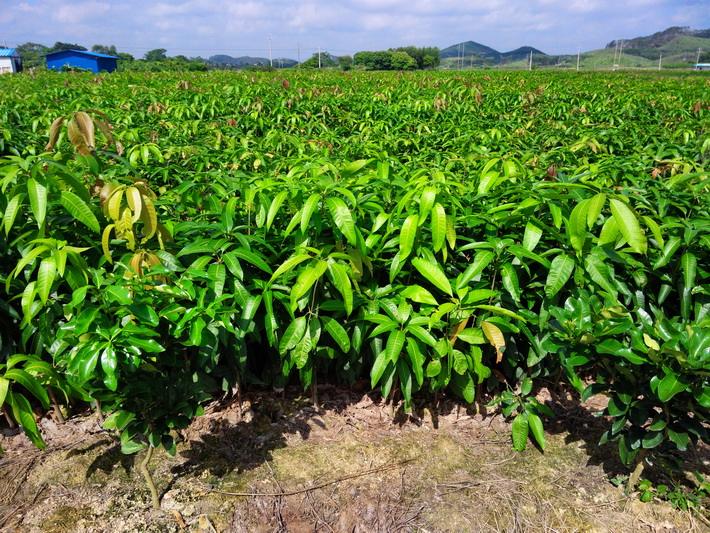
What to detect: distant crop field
<box><xmin>0</xmin><ymin>70</ymin><xmax>708</xmax><ymax>511</ymax></box>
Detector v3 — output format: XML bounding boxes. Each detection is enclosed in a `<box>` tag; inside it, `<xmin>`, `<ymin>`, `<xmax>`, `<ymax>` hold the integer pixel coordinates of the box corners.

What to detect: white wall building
<box><xmin>0</xmin><ymin>49</ymin><xmax>22</xmax><ymax>74</ymax></box>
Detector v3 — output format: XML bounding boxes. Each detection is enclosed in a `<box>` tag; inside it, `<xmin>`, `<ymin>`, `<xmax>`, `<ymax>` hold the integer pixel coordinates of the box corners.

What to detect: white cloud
<box><xmin>2</xmin><ymin>0</ymin><xmax>709</xmax><ymax>57</ymax></box>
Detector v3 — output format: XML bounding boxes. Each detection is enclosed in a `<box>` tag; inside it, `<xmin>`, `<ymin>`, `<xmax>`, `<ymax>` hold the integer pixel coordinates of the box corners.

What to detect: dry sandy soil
<box><xmin>0</xmin><ymin>387</ymin><xmax>708</xmax><ymax>532</ymax></box>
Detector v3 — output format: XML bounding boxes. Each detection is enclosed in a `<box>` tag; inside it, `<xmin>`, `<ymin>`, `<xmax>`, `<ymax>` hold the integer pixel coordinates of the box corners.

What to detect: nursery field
<box><xmin>0</xmin><ymin>69</ymin><xmax>708</xmax><ymax>530</ymax></box>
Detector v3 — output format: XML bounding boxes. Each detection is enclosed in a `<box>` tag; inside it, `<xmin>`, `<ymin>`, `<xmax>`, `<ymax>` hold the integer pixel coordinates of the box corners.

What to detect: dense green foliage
<box><xmin>354</xmin><ymin>47</ymin><xmax>439</xmax><ymax>70</ymax></box>
<box><xmin>0</xmin><ymin>70</ymin><xmax>707</xmax><ymax>503</ymax></box>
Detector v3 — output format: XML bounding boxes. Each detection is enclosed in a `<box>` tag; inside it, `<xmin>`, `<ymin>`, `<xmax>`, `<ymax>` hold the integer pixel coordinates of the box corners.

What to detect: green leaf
<box><xmin>567</xmin><ymin>199</ymin><xmax>589</xmax><ymax>252</ymax></box>
<box><xmin>401</xmin><ymin>285</ymin><xmax>438</xmax><ymax>306</ymax></box>
<box><xmin>586</xmin><ymin>193</ymin><xmax>606</xmax><ymax>228</ymax></box>
<box><xmin>370</xmin><ymin>349</ymin><xmax>389</xmax><ymax>388</ymax></box>
<box><xmin>266</xmin><ymin>190</ymin><xmax>288</xmax><ymax>231</ymax></box>
<box><xmin>596</xmin><ymin>339</ymin><xmax>647</xmax><ymax>365</ymax></box>
<box><xmin>8</xmin><ymin>392</ymin><xmax>45</xmax><ymax>449</ymax></box>
<box><xmin>75</xmin><ymin>345</ymin><xmax>100</xmax><ymax>382</ymax></box>
<box><xmin>103</xmin><ymin>410</ymin><xmax>135</xmax><ymax>431</ymax></box>
<box><xmin>59</xmin><ymin>190</ymin><xmax>100</xmax><ymax>233</ymax></box>
<box><xmin>384</xmin><ymin>329</ymin><xmax>406</xmax><ymax>364</ymax></box>
<box><xmin>598</xmin><ymin>217</ymin><xmax>619</xmax><ymax>246</ymax></box>
<box><xmin>399</xmin><ymin>213</ymin><xmax>419</xmax><ymax>259</ymax></box>
<box><xmin>36</xmin><ymin>256</ymin><xmax>56</xmax><ymax>304</ymax></box>
<box><xmin>528</xmin><ymin>412</ymin><xmax>546</xmax><ymax>450</ymax></box>
<box><xmin>232</xmin><ymin>247</ymin><xmax>272</xmax><ymax>274</ymax></box>
<box><xmin>411</xmin><ymin>257</ymin><xmax>452</xmax><ymax>296</ymax></box>
<box><xmin>270</xmin><ymin>253</ymin><xmax>312</xmax><ymax>283</ymax></box>
<box><xmin>100</xmin><ymin>344</ymin><xmax>118</xmax><ymax>391</ymax></box>
<box><xmin>290</xmin><ymin>260</ymin><xmax>327</xmax><ymax>307</ymax></box>
<box><xmin>500</xmin><ymin>263</ymin><xmax>520</xmax><ymax>303</ymax></box>
<box><xmin>406</xmin><ymin>338</ymin><xmax>424</xmax><ymax>386</ymax></box>
<box><xmin>279</xmin><ymin>316</ymin><xmax>307</xmax><ymax>355</ymax></box>
<box><xmin>209</xmin><ymin>263</ymin><xmax>226</xmax><ymax>297</ymax></box>
<box><xmin>457</xmin><ymin>250</ymin><xmax>495</xmax><ymax>288</ymax></box>
<box><xmin>419</xmin><ymin>186</ymin><xmax>436</xmax><ymax>221</ymax></box>
<box><xmin>27</xmin><ymin>177</ymin><xmax>47</xmax><ymax>228</ymax></box>
<box><xmin>322</xmin><ymin>316</ymin><xmax>350</xmax><ymax>352</ymax></box>
<box><xmin>657</xmin><ymin>372</ymin><xmax>687</xmax><ymax>402</ymax></box>
<box><xmin>450</xmin><ymin>372</ymin><xmax>475</xmax><ymax>403</ymax></box>
<box><xmin>3</xmin><ymin>193</ymin><xmax>24</xmax><ymax>235</ymax></box>
<box><xmin>652</xmin><ymin>236</ymin><xmax>681</xmax><ymax>270</ymax></box>
<box><xmin>4</xmin><ymin>368</ymin><xmax>49</xmax><ymax>408</ymax></box>
<box><xmin>511</xmin><ymin>412</ymin><xmax>529</xmax><ymax>452</ymax></box>
<box><xmin>106</xmin><ymin>285</ymin><xmax>132</xmax><ymax>305</ymax></box>
<box><xmin>431</xmin><ymin>202</ymin><xmax>446</xmax><ymax>252</ymax></box>
<box><xmin>522</xmin><ymin>222</ymin><xmax>542</xmax><ymax>251</ymax></box>
<box><xmin>0</xmin><ymin>377</ymin><xmax>9</xmax><ymax>408</ymax></box>
<box><xmin>642</xmin><ymin>216</ymin><xmax>663</xmax><ymax>248</ymax></box>
<box><xmin>667</xmin><ymin>429</ymin><xmax>689</xmax><ymax>451</ymax></box>
<box><xmin>300</xmin><ymin>193</ymin><xmax>321</xmax><ymax>233</ymax></box>
<box><xmin>545</xmin><ymin>254</ymin><xmax>575</xmax><ymax>298</ymax></box>
<box><xmin>609</xmin><ymin>199</ymin><xmax>646</xmax><ymax>254</ymax></box>
<box><xmin>127</xmin><ymin>337</ymin><xmax>164</xmax><ymax>353</ymax></box>
<box><xmin>326</xmin><ymin>197</ymin><xmax>357</xmax><ymax>245</ymax></box>
<box><xmin>327</xmin><ymin>261</ymin><xmax>353</xmax><ymax>315</ymax></box>
<box><xmin>222</xmin><ymin>251</ymin><xmax>243</xmax><ymax>280</ymax></box>
<box><xmin>585</xmin><ymin>251</ymin><xmax>618</xmax><ymax>298</ymax></box>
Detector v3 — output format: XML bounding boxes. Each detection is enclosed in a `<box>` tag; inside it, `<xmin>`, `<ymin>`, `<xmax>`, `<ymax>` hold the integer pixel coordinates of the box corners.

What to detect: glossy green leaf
<box><xmin>609</xmin><ymin>199</ymin><xmax>646</xmax><ymax>254</ymax></box>
<box><xmin>545</xmin><ymin>254</ymin><xmax>575</xmax><ymax>298</ymax></box>
<box><xmin>59</xmin><ymin>190</ymin><xmax>100</xmax><ymax>233</ymax></box>
<box><xmin>411</xmin><ymin>257</ymin><xmax>452</xmax><ymax>296</ymax></box>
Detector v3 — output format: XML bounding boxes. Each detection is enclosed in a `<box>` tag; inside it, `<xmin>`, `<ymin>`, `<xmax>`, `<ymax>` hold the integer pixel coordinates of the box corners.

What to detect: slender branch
<box><xmin>139</xmin><ymin>446</ymin><xmax>160</xmax><ymax>509</ymax></box>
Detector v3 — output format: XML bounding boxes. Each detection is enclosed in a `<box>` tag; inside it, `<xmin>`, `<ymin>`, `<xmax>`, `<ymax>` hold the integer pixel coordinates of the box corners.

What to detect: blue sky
<box><xmin>2</xmin><ymin>0</ymin><xmax>709</xmax><ymax>58</ymax></box>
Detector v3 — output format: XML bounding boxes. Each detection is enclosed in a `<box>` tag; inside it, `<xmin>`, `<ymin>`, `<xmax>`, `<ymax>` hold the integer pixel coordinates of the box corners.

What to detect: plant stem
<box><xmin>2</xmin><ymin>407</ymin><xmax>16</xmax><ymax>429</ymax></box>
<box><xmin>48</xmin><ymin>388</ymin><xmax>65</xmax><ymax>424</ymax></box>
<box><xmin>626</xmin><ymin>449</ymin><xmax>647</xmax><ymax>494</ymax></box>
<box><xmin>139</xmin><ymin>446</ymin><xmax>160</xmax><ymax>509</ymax></box>
<box><xmin>312</xmin><ymin>361</ymin><xmax>318</xmax><ymax>409</ymax></box>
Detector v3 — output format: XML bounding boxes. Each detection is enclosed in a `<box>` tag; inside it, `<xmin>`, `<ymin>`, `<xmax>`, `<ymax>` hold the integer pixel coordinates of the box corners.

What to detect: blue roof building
<box><xmin>46</xmin><ymin>50</ymin><xmax>118</xmax><ymax>73</ymax></box>
<box><xmin>0</xmin><ymin>48</ymin><xmax>21</xmax><ymax>74</ymax></box>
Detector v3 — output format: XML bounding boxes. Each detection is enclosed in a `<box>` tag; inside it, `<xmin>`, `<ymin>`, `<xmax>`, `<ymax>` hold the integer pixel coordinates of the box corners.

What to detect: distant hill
<box><xmin>501</xmin><ymin>46</ymin><xmax>546</xmax><ymax>61</ymax></box>
<box><xmin>440</xmin><ymin>26</ymin><xmax>710</xmax><ymax>69</ymax></box>
<box><xmin>208</xmin><ymin>55</ymin><xmax>297</xmax><ymax>68</ymax></box>
<box><xmin>440</xmin><ymin>41</ymin><xmax>547</xmax><ymax>66</ymax></box>
<box><xmin>440</xmin><ymin>41</ymin><xmax>501</xmax><ymax>62</ymax></box>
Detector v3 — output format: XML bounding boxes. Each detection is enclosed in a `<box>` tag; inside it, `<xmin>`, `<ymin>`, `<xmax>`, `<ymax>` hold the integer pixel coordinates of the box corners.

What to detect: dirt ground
<box><xmin>0</xmin><ymin>387</ymin><xmax>708</xmax><ymax>532</ymax></box>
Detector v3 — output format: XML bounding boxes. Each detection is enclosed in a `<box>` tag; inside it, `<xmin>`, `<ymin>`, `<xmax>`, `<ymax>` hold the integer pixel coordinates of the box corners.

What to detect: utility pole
<box><xmin>297</xmin><ymin>42</ymin><xmax>301</xmax><ymax>65</ymax></box>
<box><xmin>658</xmin><ymin>53</ymin><xmax>662</xmax><ymax>71</ymax></box>
<box><xmin>268</xmin><ymin>35</ymin><xmax>273</xmax><ymax>68</ymax></box>
<box><xmin>528</xmin><ymin>50</ymin><xmax>532</xmax><ymax>71</ymax></box>
<box><xmin>318</xmin><ymin>46</ymin><xmax>321</xmax><ymax>69</ymax></box>
<box><xmin>697</xmin><ymin>48</ymin><xmax>702</xmax><ymax>64</ymax></box>
<box><xmin>618</xmin><ymin>39</ymin><xmax>623</xmax><ymax>68</ymax></box>
<box><xmin>576</xmin><ymin>48</ymin><xmax>580</xmax><ymax>71</ymax></box>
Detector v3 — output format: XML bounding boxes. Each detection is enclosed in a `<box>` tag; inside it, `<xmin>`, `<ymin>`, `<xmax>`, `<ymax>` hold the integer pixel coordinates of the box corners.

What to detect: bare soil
<box><xmin>0</xmin><ymin>388</ymin><xmax>708</xmax><ymax>532</ymax></box>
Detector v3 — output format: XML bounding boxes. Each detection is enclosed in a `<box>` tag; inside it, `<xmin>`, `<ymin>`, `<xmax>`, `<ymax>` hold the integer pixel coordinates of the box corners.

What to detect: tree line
<box><xmin>12</xmin><ymin>42</ymin><xmax>441</xmax><ymax>72</ymax></box>
<box><xmin>299</xmin><ymin>47</ymin><xmax>440</xmax><ymax>71</ymax></box>
<box><xmin>13</xmin><ymin>42</ymin><xmax>207</xmax><ymax>71</ymax></box>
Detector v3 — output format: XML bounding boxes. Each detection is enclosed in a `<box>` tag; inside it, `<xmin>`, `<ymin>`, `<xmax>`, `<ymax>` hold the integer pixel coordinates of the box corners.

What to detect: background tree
<box><xmin>390</xmin><ymin>51</ymin><xmax>417</xmax><ymax>70</ymax></box>
<box><xmin>338</xmin><ymin>55</ymin><xmax>353</xmax><ymax>70</ymax></box>
<box><xmin>91</xmin><ymin>44</ymin><xmax>118</xmax><ymax>56</ymax></box>
<box><xmin>49</xmin><ymin>42</ymin><xmax>87</xmax><ymax>53</ymax></box>
<box><xmin>299</xmin><ymin>51</ymin><xmax>338</xmax><ymax>68</ymax></box>
<box><xmin>391</xmin><ymin>46</ymin><xmax>440</xmax><ymax>68</ymax></box>
<box><xmin>16</xmin><ymin>42</ymin><xmax>49</xmax><ymax>68</ymax></box>
<box><xmin>144</xmin><ymin>48</ymin><xmax>167</xmax><ymax>61</ymax></box>
<box><xmin>353</xmin><ymin>51</ymin><xmax>393</xmax><ymax>70</ymax></box>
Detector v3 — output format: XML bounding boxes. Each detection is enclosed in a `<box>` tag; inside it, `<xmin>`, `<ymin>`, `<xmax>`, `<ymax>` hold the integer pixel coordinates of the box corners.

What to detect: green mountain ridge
<box><xmin>442</xmin><ymin>26</ymin><xmax>710</xmax><ymax>68</ymax></box>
